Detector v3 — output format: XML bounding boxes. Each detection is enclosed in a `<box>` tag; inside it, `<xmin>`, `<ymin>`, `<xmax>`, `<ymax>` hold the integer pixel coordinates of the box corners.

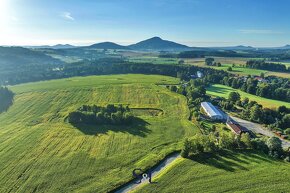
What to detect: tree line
<box><xmin>0</xmin><ymin>87</ymin><xmax>14</xmax><ymax>113</ymax></box>
<box><xmin>246</xmin><ymin>60</ymin><xmax>289</xmax><ymax>72</ymax></box>
<box><xmin>159</xmin><ymin>49</ymin><xmax>290</xmax><ymax>60</ymax></box>
<box><xmin>221</xmin><ymin>76</ymin><xmax>290</xmax><ymax>103</ymax></box>
<box><xmin>181</xmin><ymin>133</ymin><xmax>289</xmax><ymax>161</ymax></box>
<box><xmin>67</xmin><ymin>104</ymin><xmax>134</xmax><ymax>125</ymax></box>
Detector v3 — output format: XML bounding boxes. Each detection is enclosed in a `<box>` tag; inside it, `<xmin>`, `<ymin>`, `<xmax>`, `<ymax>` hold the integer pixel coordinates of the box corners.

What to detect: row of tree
<box><xmin>0</xmin><ymin>87</ymin><xmax>14</xmax><ymax>113</ymax></box>
<box><xmin>246</xmin><ymin>60</ymin><xmax>289</xmax><ymax>72</ymax></box>
<box><xmin>159</xmin><ymin>49</ymin><xmax>290</xmax><ymax>60</ymax></box>
<box><xmin>181</xmin><ymin>133</ymin><xmax>288</xmax><ymax>161</ymax></box>
<box><xmin>222</xmin><ymin>76</ymin><xmax>290</xmax><ymax>103</ymax></box>
<box><xmin>67</xmin><ymin>104</ymin><xmax>134</xmax><ymax>125</ymax></box>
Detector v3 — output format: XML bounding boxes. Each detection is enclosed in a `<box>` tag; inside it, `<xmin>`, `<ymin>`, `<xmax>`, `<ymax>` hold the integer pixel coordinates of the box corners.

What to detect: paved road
<box><xmin>115</xmin><ymin>153</ymin><xmax>180</xmax><ymax>193</ymax></box>
<box><xmin>230</xmin><ymin>116</ymin><xmax>290</xmax><ymax>148</ymax></box>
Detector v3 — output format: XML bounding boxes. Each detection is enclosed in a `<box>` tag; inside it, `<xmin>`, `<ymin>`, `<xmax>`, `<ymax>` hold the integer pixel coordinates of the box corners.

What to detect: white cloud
<box><xmin>239</xmin><ymin>29</ymin><xmax>283</xmax><ymax>34</ymax></box>
<box><xmin>61</xmin><ymin>12</ymin><xmax>74</xmax><ymax>21</ymax></box>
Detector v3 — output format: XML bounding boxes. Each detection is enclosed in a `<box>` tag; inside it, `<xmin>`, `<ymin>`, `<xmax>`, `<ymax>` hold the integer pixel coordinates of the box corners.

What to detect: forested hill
<box><xmin>129</xmin><ymin>37</ymin><xmax>191</xmax><ymax>51</ymax></box>
<box><xmin>0</xmin><ymin>46</ymin><xmax>63</xmax><ymax>68</ymax></box>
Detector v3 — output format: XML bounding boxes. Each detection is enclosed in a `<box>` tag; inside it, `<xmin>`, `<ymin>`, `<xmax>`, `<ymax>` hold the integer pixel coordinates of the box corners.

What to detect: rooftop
<box><xmin>201</xmin><ymin>102</ymin><xmax>224</xmax><ymax>118</ymax></box>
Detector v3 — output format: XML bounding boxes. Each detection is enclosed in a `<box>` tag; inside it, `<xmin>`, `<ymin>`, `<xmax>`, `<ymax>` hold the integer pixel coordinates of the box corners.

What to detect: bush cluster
<box><xmin>68</xmin><ymin>104</ymin><xmax>134</xmax><ymax>125</ymax></box>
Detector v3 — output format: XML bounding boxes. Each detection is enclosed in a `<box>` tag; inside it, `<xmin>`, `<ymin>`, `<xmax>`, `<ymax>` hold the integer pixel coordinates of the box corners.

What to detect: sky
<box><xmin>0</xmin><ymin>0</ymin><xmax>290</xmax><ymax>47</ymax></box>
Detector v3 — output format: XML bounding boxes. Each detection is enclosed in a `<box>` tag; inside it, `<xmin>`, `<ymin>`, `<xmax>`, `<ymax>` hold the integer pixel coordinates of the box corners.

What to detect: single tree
<box><xmin>228</xmin><ymin>92</ymin><xmax>241</xmax><ymax>103</ymax></box>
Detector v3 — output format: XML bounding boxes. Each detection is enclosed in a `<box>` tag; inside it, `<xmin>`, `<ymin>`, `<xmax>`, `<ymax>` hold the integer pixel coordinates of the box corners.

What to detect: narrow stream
<box><xmin>114</xmin><ymin>152</ymin><xmax>180</xmax><ymax>193</ymax></box>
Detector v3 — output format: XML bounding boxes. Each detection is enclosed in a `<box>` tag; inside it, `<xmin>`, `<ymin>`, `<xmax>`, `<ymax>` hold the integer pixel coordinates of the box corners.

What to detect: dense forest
<box><xmin>0</xmin><ymin>87</ymin><xmax>14</xmax><ymax>113</ymax></box>
<box><xmin>246</xmin><ymin>60</ymin><xmax>289</xmax><ymax>72</ymax></box>
<box><xmin>68</xmin><ymin>104</ymin><xmax>134</xmax><ymax>125</ymax></box>
<box><xmin>0</xmin><ymin>57</ymin><xmax>228</xmax><ymax>85</ymax></box>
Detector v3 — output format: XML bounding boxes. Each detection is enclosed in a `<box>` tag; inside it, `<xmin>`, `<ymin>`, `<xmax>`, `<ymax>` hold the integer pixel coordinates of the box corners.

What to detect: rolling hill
<box><xmin>87</xmin><ymin>42</ymin><xmax>129</xmax><ymax>50</ymax></box>
<box><xmin>0</xmin><ymin>46</ymin><xmax>63</xmax><ymax>68</ymax></box>
<box><xmin>0</xmin><ymin>74</ymin><xmax>196</xmax><ymax>192</ymax></box>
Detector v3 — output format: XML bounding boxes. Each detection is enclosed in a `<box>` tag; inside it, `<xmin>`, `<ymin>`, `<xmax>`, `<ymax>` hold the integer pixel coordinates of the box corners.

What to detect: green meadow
<box><xmin>207</xmin><ymin>84</ymin><xmax>290</xmax><ymax>108</ymax></box>
<box><xmin>0</xmin><ymin>74</ymin><xmax>197</xmax><ymax>192</ymax></box>
<box><xmin>129</xmin><ymin>56</ymin><xmax>179</xmax><ymax>65</ymax></box>
<box><xmin>135</xmin><ymin>150</ymin><xmax>290</xmax><ymax>193</ymax></box>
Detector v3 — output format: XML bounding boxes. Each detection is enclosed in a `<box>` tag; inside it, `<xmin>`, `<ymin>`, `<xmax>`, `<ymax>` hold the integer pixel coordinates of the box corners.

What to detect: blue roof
<box><xmin>201</xmin><ymin>102</ymin><xmax>223</xmax><ymax>118</ymax></box>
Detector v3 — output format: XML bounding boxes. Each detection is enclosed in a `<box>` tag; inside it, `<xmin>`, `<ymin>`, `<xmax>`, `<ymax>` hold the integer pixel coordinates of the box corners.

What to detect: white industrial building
<box><xmin>201</xmin><ymin>102</ymin><xmax>224</xmax><ymax>120</ymax></box>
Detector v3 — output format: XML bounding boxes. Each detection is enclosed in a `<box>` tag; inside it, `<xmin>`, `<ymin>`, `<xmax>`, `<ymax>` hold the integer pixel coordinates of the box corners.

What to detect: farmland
<box><xmin>207</xmin><ymin>84</ymin><xmax>290</xmax><ymax>108</ymax></box>
<box><xmin>127</xmin><ymin>56</ymin><xmax>290</xmax><ymax>78</ymax></box>
<box><xmin>185</xmin><ymin>57</ymin><xmax>290</xmax><ymax>78</ymax></box>
<box><xmin>134</xmin><ymin>150</ymin><xmax>290</xmax><ymax>193</ymax></box>
<box><xmin>0</xmin><ymin>74</ymin><xmax>197</xmax><ymax>192</ymax></box>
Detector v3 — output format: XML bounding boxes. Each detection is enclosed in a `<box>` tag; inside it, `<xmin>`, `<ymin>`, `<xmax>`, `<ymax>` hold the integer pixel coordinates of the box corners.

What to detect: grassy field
<box><xmin>129</xmin><ymin>56</ymin><xmax>179</xmax><ymax>65</ymax></box>
<box><xmin>134</xmin><ymin>150</ymin><xmax>290</xmax><ymax>193</ymax></box>
<box><xmin>207</xmin><ymin>84</ymin><xmax>290</xmax><ymax>108</ymax></box>
<box><xmin>0</xmin><ymin>74</ymin><xmax>197</xmax><ymax>192</ymax></box>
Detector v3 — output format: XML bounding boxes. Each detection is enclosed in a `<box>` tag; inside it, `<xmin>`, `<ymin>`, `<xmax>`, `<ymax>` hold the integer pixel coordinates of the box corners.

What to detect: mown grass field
<box><xmin>0</xmin><ymin>74</ymin><xmax>197</xmax><ymax>193</ymax></box>
<box><xmin>134</xmin><ymin>150</ymin><xmax>290</xmax><ymax>193</ymax></box>
<box><xmin>207</xmin><ymin>84</ymin><xmax>290</xmax><ymax>108</ymax></box>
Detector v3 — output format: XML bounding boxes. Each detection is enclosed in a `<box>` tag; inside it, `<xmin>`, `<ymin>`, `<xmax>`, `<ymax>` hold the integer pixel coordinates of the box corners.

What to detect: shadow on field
<box><xmin>71</xmin><ymin>117</ymin><xmax>151</xmax><ymax>137</ymax></box>
<box><xmin>188</xmin><ymin>150</ymin><xmax>272</xmax><ymax>172</ymax></box>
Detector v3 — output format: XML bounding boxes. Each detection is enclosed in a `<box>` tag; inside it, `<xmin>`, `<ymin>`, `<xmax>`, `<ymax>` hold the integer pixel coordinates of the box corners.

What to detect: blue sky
<box><xmin>1</xmin><ymin>0</ymin><xmax>290</xmax><ymax>46</ymax></box>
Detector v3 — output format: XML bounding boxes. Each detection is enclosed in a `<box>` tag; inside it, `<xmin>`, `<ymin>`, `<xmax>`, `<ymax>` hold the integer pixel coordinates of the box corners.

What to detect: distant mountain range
<box><xmin>21</xmin><ymin>37</ymin><xmax>290</xmax><ymax>51</ymax></box>
<box><xmin>84</xmin><ymin>38</ymin><xmax>290</xmax><ymax>51</ymax></box>
<box><xmin>207</xmin><ymin>45</ymin><xmax>256</xmax><ymax>51</ymax></box>
<box><xmin>26</xmin><ymin>44</ymin><xmax>76</xmax><ymax>49</ymax></box>
<box><xmin>86</xmin><ymin>37</ymin><xmax>191</xmax><ymax>51</ymax></box>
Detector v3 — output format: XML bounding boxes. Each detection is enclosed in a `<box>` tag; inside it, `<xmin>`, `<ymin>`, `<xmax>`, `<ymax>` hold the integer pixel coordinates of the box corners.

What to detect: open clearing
<box><xmin>207</xmin><ymin>84</ymin><xmax>290</xmax><ymax>108</ymax></box>
<box><xmin>134</xmin><ymin>150</ymin><xmax>290</xmax><ymax>193</ymax></box>
<box><xmin>0</xmin><ymin>74</ymin><xmax>197</xmax><ymax>192</ymax></box>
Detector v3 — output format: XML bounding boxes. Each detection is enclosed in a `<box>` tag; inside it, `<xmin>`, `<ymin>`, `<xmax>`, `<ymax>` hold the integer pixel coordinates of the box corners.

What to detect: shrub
<box><xmin>251</xmin><ymin>138</ymin><xmax>268</xmax><ymax>153</ymax></box>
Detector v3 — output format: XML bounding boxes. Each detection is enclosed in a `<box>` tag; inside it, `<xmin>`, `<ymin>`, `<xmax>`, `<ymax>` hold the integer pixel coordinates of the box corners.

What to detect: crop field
<box><xmin>207</xmin><ymin>84</ymin><xmax>290</xmax><ymax>108</ymax></box>
<box><xmin>0</xmin><ymin>74</ymin><xmax>197</xmax><ymax>192</ymax></box>
<box><xmin>134</xmin><ymin>150</ymin><xmax>290</xmax><ymax>193</ymax></box>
